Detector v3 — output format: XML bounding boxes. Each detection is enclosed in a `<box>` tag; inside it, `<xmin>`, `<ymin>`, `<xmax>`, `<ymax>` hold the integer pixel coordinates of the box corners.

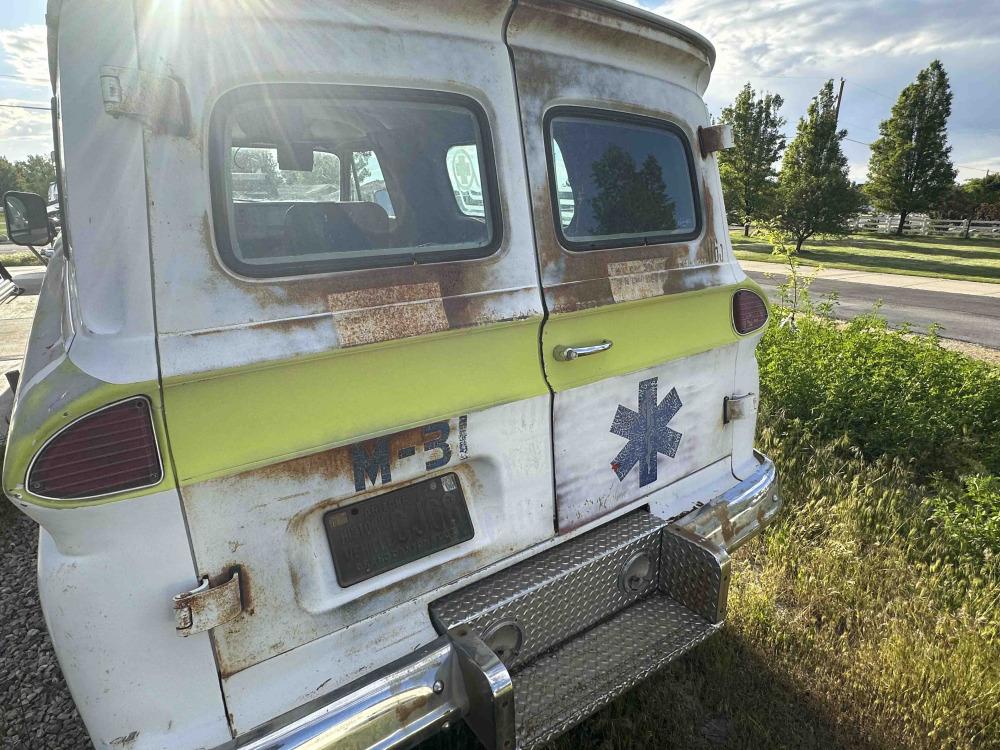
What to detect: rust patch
<box><xmin>698</xmin><ymin>124</ymin><xmax>731</xmax><ymax>157</ymax></box>
<box><xmin>713</xmin><ymin>504</ymin><xmax>735</xmax><ymax>544</ymax></box>
<box><xmin>697</xmin><ymin>188</ymin><xmax>722</xmax><ymax>265</ymax></box>
<box><xmin>442</xmin><ymin>288</ymin><xmax>537</xmax><ymax>331</ymax></box>
<box><xmin>327</xmin><ymin>282</ymin><xmax>442</xmax><ymax>312</ymax></box>
<box><xmin>332</xmin><ymin>298</ymin><xmax>449</xmax><ymax>348</ymax></box>
<box><xmin>394</xmin><ymin>693</ymin><xmax>430</xmax><ymax>725</ymax></box>
<box><xmin>246</xmin><ymin>425</ymin><xmax>429</xmax><ymax>487</ymax></box>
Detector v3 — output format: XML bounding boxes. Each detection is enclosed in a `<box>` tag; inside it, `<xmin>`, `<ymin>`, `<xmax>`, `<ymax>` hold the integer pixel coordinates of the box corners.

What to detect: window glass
<box><xmin>349</xmin><ymin>150</ymin><xmax>395</xmax><ymax>218</ymax></box>
<box><xmin>551</xmin><ymin>141</ymin><xmax>575</xmax><ymax>227</ymax></box>
<box><xmin>214</xmin><ymin>88</ymin><xmax>497</xmax><ymax>275</ymax></box>
<box><xmin>231</xmin><ymin>148</ymin><xmax>341</xmax><ymax>202</ymax></box>
<box><xmin>446</xmin><ymin>145</ymin><xmax>485</xmax><ymax>218</ymax></box>
<box><xmin>547</xmin><ymin>114</ymin><xmax>698</xmax><ymax>249</ymax></box>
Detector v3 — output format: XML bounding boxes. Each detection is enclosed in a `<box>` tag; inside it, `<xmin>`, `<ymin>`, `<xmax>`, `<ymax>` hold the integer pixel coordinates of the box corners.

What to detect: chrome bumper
<box><xmin>232</xmin><ymin>631</ymin><xmax>511</xmax><ymax>750</ymax></box>
<box><xmin>675</xmin><ymin>450</ymin><xmax>781</xmax><ymax>552</ymax></box>
<box><xmin>231</xmin><ymin>451</ymin><xmax>779</xmax><ymax>750</ymax></box>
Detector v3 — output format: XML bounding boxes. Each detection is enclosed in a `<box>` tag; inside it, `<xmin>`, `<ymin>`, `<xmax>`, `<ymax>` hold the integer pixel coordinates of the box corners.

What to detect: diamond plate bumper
<box><xmin>429</xmin><ymin>508</ymin><xmax>730</xmax><ymax>749</ymax></box>
<box><xmin>226</xmin><ymin>452</ymin><xmax>778</xmax><ymax>750</ymax></box>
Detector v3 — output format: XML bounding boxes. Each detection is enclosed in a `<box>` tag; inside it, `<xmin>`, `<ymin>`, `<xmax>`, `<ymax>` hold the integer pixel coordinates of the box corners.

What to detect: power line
<box><xmin>0</xmin><ymin>103</ymin><xmax>51</xmax><ymax>111</ymax></box>
<box><xmin>848</xmin><ymin>82</ymin><xmax>895</xmax><ymax>101</ymax></box>
<box><xmin>843</xmin><ymin>136</ymin><xmax>993</xmax><ymax>173</ymax></box>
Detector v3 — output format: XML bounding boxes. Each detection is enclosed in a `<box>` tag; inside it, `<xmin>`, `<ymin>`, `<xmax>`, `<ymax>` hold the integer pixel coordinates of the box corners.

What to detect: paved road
<box><xmin>748</xmin><ymin>270</ymin><xmax>1000</xmax><ymax>349</ymax></box>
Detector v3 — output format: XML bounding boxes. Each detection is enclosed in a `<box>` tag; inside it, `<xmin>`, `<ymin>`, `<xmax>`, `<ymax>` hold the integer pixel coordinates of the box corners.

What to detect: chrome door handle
<box><xmin>553</xmin><ymin>340</ymin><xmax>613</xmax><ymax>361</ymax></box>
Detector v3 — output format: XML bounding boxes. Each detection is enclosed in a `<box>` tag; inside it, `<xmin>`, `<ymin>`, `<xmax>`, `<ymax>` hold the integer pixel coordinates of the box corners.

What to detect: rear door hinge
<box><xmin>173</xmin><ymin>568</ymin><xmax>244</xmax><ymax>636</ymax></box>
<box><xmin>100</xmin><ymin>66</ymin><xmax>189</xmax><ymax>135</ymax></box>
<box><xmin>723</xmin><ymin>393</ymin><xmax>756</xmax><ymax>424</ymax></box>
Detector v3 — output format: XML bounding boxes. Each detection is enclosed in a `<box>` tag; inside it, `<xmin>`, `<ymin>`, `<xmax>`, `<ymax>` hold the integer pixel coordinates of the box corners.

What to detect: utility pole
<box><xmin>834</xmin><ymin>77</ymin><xmax>846</xmax><ymax>124</ymax></box>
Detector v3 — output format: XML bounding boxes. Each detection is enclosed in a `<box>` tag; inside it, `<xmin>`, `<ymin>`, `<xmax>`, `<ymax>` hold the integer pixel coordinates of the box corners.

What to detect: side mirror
<box><xmin>3</xmin><ymin>191</ymin><xmax>52</xmax><ymax>247</ymax></box>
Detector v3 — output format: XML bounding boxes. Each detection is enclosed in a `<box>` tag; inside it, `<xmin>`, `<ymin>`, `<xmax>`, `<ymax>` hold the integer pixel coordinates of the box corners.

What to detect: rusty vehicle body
<box><xmin>1</xmin><ymin>1</ymin><xmax>779</xmax><ymax>748</ymax></box>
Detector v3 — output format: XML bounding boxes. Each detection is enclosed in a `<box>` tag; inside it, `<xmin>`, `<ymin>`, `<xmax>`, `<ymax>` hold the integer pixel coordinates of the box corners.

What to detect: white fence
<box><xmin>851</xmin><ymin>214</ymin><xmax>1000</xmax><ymax>239</ymax></box>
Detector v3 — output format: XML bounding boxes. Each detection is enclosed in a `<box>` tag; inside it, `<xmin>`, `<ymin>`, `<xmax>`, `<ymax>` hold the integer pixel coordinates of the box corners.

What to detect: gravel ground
<box><xmin>0</xmin><ymin>507</ymin><xmax>92</xmax><ymax>750</ymax></box>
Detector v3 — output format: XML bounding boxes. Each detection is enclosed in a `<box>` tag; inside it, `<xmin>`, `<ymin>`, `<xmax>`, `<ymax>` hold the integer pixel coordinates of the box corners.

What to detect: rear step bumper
<box><xmin>230</xmin><ymin>452</ymin><xmax>779</xmax><ymax>750</ymax></box>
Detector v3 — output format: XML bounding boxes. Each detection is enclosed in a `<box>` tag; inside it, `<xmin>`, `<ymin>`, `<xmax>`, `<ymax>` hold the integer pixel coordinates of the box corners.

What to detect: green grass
<box><xmin>0</xmin><ymin>248</ymin><xmax>40</xmax><ymax>267</ymax></box>
<box><xmin>420</xmin><ymin>312</ymin><xmax>999</xmax><ymax>750</ymax></box>
<box><xmin>732</xmin><ymin>231</ymin><xmax>1000</xmax><ymax>284</ymax></box>
<box><xmin>0</xmin><ymin>215</ymin><xmax>41</xmax><ymax>266</ymax></box>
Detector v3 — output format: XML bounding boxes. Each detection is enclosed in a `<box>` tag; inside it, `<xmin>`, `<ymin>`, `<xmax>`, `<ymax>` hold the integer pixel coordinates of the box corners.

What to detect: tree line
<box><xmin>0</xmin><ymin>154</ymin><xmax>57</xmax><ymax>203</ymax></box>
<box><xmin>718</xmin><ymin>60</ymin><xmax>990</xmax><ymax>248</ymax></box>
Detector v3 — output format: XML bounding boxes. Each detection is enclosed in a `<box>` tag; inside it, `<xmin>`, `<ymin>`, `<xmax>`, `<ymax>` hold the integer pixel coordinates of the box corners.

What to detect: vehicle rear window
<box><xmin>211</xmin><ymin>86</ymin><xmax>499</xmax><ymax>276</ymax></box>
<box><xmin>546</xmin><ymin>111</ymin><xmax>699</xmax><ymax>250</ymax></box>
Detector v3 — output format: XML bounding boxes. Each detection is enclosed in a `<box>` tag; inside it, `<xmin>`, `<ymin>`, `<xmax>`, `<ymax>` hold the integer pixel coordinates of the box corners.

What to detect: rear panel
<box><xmin>134</xmin><ymin>0</ymin><xmax>553</xmax><ymax>731</ymax></box>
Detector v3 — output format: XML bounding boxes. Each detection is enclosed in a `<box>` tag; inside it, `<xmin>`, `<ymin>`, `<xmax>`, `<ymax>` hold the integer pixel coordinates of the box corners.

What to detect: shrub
<box><xmin>757</xmin><ymin>312</ymin><xmax>1000</xmax><ymax>478</ymax></box>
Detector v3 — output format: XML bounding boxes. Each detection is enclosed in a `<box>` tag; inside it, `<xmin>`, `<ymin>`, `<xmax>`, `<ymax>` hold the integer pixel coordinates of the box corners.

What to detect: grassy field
<box><xmin>732</xmin><ymin>230</ymin><xmax>1000</xmax><ymax>284</ymax></box>
<box><xmin>424</xmin><ymin>312</ymin><xmax>1000</xmax><ymax>750</ymax></box>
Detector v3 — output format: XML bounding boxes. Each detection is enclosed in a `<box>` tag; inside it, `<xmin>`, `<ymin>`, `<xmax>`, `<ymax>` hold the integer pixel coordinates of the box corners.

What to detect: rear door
<box><xmin>134</xmin><ymin>0</ymin><xmax>553</xmax><ymax>732</ymax></box>
<box><xmin>508</xmin><ymin>1</ymin><xmax>750</xmax><ymax>531</ymax></box>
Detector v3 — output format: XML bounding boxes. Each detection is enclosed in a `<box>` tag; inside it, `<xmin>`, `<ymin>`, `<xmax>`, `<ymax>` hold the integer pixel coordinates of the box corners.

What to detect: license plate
<box><xmin>324</xmin><ymin>473</ymin><xmax>474</xmax><ymax>587</ymax></box>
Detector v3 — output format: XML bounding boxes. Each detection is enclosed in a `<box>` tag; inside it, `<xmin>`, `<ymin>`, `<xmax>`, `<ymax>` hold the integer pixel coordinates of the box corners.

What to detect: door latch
<box><xmin>173</xmin><ymin>568</ymin><xmax>244</xmax><ymax>636</ymax></box>
<box><xmin>723</xmin><ymin>393</ymin><xmax>756</xmax><ymax>424</ymax></box>
<box><xmin>553</xmin><ymin>339</ymin><xmax>613</xmax><ymax>361</ymax></box>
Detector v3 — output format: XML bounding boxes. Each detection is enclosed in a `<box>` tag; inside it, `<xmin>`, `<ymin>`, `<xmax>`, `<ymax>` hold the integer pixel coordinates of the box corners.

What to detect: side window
<box><xmin>546</xmin><ymin>111</ymin><xmax>700</xmax><ymax>250</ymax></box>
<box><xmin>446</xmin><ymin>145</ymin><xmax>484</xmax><ymax>218</ymax></box>
<box><xmin>211</xmin><ymin>86</ymin><xmax>499</xmax><ymax>276</ymax></box>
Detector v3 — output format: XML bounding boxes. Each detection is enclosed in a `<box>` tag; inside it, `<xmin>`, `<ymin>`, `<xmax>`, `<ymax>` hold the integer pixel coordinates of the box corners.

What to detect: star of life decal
<box><xmin>609</xmin><ymin>377</ymin><xmax>682</xmax><ymax>487</ymax></box>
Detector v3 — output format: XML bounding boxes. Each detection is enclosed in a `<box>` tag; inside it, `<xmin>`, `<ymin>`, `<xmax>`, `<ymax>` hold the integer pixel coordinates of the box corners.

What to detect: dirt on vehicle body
<box><xmin>1</xmin><ymin>2</ymin><xmax>778</xmax><ymax>749</ymax></box>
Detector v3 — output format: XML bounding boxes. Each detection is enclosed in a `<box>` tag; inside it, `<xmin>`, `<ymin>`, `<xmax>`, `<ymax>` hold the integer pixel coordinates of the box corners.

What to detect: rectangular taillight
<box><xmin>27</xmin><ymin>397</ymin><xmax>163</xmax><ymax>500</ymax></box>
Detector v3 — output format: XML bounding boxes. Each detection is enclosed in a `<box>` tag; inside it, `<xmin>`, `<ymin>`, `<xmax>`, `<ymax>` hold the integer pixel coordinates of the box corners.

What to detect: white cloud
<box><xmin>0</xmin><ymin>99</ymin><xmax>51</xmax><ymax>160</ymax></box>
<box><xmin>0</xmin><ymin>24</ymin><xmax>52</xmax><ymax>160</ymax></box>
<box><xmin>630</xmin><ymin>0</ymin><xmax>1000</xmax><ymax>182</ymax></box>
<box><xmin>0</xmin><ymin>24</ymin><xmax>48</xmax><ymax>86</ymax></box>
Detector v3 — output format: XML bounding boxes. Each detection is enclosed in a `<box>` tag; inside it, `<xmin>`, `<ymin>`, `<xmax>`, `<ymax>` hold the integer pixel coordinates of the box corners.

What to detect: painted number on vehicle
<box><xmin>350</xmin><ymin>417</ymin><xmax>468</xmax><ymax>492</ymax></box>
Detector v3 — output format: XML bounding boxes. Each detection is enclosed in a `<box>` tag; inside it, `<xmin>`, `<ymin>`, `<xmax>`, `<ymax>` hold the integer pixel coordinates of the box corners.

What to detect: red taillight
<box><xmin>27</xmin><ymin>398</ymin><xmax>163</xmax><ymax>500</ymax></box>
<box><xmin>733</xmin><ymin>289</ymin><xmax>769</xmax><ymax>334</ymax></box>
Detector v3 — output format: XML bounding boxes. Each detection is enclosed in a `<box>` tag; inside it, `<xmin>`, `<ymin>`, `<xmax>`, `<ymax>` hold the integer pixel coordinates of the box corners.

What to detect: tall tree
<box><xmin>15</xmin><ymin>154</ymin><xmax>56</xmax><ymax>198</ymax></box>
<box><xmin>865</xmin><ymin>60</ymin><xmax>956</xmax><ymax>235</ymax></box>
<box><xmin>934</xmin><ymin>174</ymin><xmax>1000</xmax><ymax>221</ymax></box>
<box><xmin>0</xmin><ymin>157</ymin><xmax>19</xmax><ymax>197</ymax></box>
<box><xmin>718</xmin><ymin>83</ymin><xmax>786</xmax><ymax>234</ymax></box>
<box><xmin>774</xmin><ymin>80</ymin><xmax>861</xmax><ymax>253</ymax></box>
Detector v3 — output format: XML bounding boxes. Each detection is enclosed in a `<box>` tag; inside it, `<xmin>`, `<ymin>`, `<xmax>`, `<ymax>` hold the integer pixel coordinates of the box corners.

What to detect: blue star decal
<box><xmin>609</xmin><ymin>377</ymin><xmax>682</xmax><ymax>487</ymax></box>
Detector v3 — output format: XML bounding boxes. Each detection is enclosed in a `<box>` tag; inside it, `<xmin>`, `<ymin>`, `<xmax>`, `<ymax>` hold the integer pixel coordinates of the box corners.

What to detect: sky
<box><xmin>1</xmin><ymin>0</ymin><xmax>998</xmax><ymax>182</ymax></box>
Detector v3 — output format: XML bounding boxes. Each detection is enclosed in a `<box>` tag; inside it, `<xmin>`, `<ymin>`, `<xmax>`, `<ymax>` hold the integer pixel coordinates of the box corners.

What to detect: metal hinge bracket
<box><xmin>698</xmin><ymin>123</ymin><xmax>734</xmax><ymax>157</ymax></box>
<box><xmin>173</xmin><ymin>568</ymin><xmax>244</xmax><ymax>636</ymax></box>
<box><xmin>723</xmin><ymin>393</ymin><xmax>756</xmax><ymax>424</ymax></box>
<box><xmin>100</xmin><ymin>66</ymin><xmax>189</xmax><ymax>135</ymax></box>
